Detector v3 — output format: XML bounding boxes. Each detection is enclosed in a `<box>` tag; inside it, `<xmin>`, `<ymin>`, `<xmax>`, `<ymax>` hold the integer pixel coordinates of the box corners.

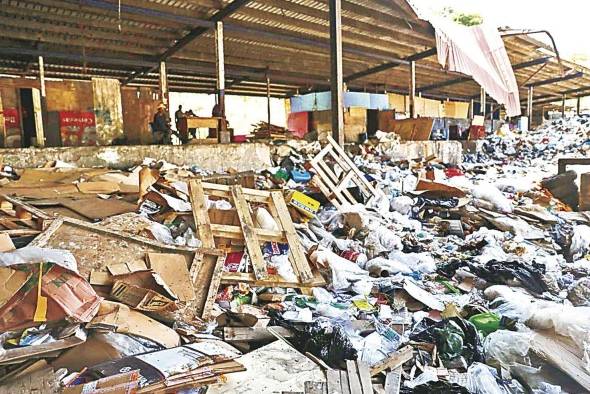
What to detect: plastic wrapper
<box><xmin>466</xmin><ymin>362</ymin><xmax>516</xmax><ymax>394</ymax></box>
<box><xmin>255</xmin><ymin>207</ymin><xmax>280</xmax><ymax>231</ymax></box>
<box><xmin>404</xmin><ymin>368</ymin><xmax>438</xmax><ymax>389</ymax></box>
<box><xmin>484</xmin><ymin>329</ymin><xmax>532</xmax><ymax>370</ymax></box>
<box><xmin>391</xmin><ymin>196</ymin><xmax>414</xmax><ymax>215</ymax></box>
<box><xmin>310</xmin><ymin>249</ymin><xmax>370</xmax><ymax>293</ymax></box>
<box><xmin>470</xmin><ymin>182</ymin><xmax>513</xmax><ymax>213</ymax></box>
<box><xmin>0</xmin><ymin>246</ymin><xmax>78</xmax><ymax>272</ymax></box>
<box><xmin>363</xmin><ymin>256</ymin><xmax>413</xmax><ymax>276</ymax></box>
<box><xmin>388</xmin><ymin>250</ymin><xmax>437</xmax><ymax>274</ymax></box>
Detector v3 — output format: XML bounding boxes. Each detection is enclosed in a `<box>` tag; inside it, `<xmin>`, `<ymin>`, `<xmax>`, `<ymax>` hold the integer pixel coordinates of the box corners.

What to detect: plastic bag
<box><xmin>465</xmin><ymin>362</ymin><xmax>511</xmax><ymax>394</ymax></box>
<box><xmin>310</xmin><ymin>249</ymin><xmax>370</xmax><ymax>292</ymax></box>
<box><xmin>471</xmin><ymin>182</ymin><xmax>513</xmax><ymax>213</ymax></box>
<box><xmin>570</xmin><ymin>225</ymin><xmax>590</xmax><ymax>261</ymax></box>
<box><xmin>363</xmin><ymin>256</ymin><xmax>413</xmax><ymax>277</ymax></box>
<box><xmin>0</xmin><ymin>246</ymin><xmax>78</xmax><ymax>272</ymax></box>
<box><xmin>484</xmin><ymin>330</ymin><xmax>532</xmax><ymax>370</ymax></box>
<box><xmin>391</xmin><ymin>196</ymin><xmax>414</xmax><ymax>215</ymax></box>
<box><xmin>255</xmin><ymin>207</ymin><xmax>280</xmax><ymax>231</ymax></box>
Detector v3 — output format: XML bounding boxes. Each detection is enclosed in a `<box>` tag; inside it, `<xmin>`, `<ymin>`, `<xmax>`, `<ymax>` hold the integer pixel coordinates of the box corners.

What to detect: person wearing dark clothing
<box><xmin>152</xmin><ymin>104</ymin><xmax>172</xmax><ymax>144</ymax></box>
<box><xmin>174</xmin><ymin>105</ymin><xmax>185</xmax><ymax>130</ymax></box>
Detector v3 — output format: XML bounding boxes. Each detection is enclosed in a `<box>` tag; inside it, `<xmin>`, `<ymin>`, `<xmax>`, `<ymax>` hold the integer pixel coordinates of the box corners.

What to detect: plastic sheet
<box><xmin>0</xmin><ymin>247</ymin><xmax>78</xmax><ymax>272</ymax></box>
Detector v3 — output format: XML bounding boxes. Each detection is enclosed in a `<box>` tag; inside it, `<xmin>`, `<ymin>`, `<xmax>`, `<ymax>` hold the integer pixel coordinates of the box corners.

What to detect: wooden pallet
<box><xmin>310</xmin><ymin>136</ymin><xmax>378</xmax><ymax>208</ymax></box>
<box><xmin>326</xmin><ymin>360</ymin><xmax>373</xmax><ymax>394</ymax></box>
<box><xmin>0</xmin><ymin>194</ymin><xmax>53</xmax><ymax>240</ymax></box>
<box><xmin>189</xmin><ymin>180</ymin><xmax>314</xmax><ymax>284</ymax></box>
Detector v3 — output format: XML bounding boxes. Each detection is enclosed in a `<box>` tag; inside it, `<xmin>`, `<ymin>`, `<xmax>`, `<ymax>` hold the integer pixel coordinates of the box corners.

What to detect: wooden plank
<box><xmin>530</xmin><ymin>331</ymin><xmax>590</xmax><ymax>391</ymax></box>
<box><xmin>270</xmin><ymin>191</ymin><xmax>313</xmax><ymax>283</ymax></box>
<box><xmin>221</xmin><ymin>272</ymin><xmax>325</xmax><ymax>289</ymax></box>
<box><xmin>326</xmin><ymin>369</ymin><xmax>342</xmax><ymax>394</ymax></box>
<box><xmin>370</xmin><ymin>346</ymin><xmax>413</xmax><ymax>376</ymax></box>
<box><xmin>231</xmin><ymin>185</ymin><xmax>268</xmax><ymax>279</ymax></box>
<box><xmin>190</xmin><ymin>251</ymin><xmax>225</xmax><ymax>320</ymax></box>
<box><xmin>189</xmin><ymin>179</ymin><xmax>216</xmax><ymax>248</ymax></box>
<box><xmin>210</xmin><ymin>223</ymin><xmax>285</xmax><ymax>242</ymax></box>
<box><xmin>304</xmin><ymin>381</ymin><xmax>327</xmax><ymax>394</ymax></box>
<box><xmin>346</xmin><ymin>360</ymin><xmax>362</xmax><ymax>394</ymax></box>
<box><xmin>340</xmin><ymin>370</ymin><xmax>351</xmax><ymax>394</ymax></box>
<box><xmin>224</xmin><ymin>326</ymin><xmax>293</xmax><ymax>342</ymax></box>
<box><xmin>357</xmin><ymin>361</ymin><xmax>372</xmax><ymax>394</ymax></box>
<box><xmin>383</xmin><ymin>368</ymin><xmax>402</xmax><ymax>394</ymax></box>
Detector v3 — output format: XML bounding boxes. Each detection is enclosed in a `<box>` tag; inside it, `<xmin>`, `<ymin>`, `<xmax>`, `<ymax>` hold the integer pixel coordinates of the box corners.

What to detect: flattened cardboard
<box><xmin>147</xmin><ymin>253</ymin><xmax>196</xmax><ymax>302</ymax></box>
<box><xmin>403</xmin><ymin>280</ymin><xmax>444</xmax><ymax>311</ymax></box>
<box><xmin>0</xmin><ymin>326</ymin><xmax>87</xmax><ymax>365</ymax></box>
<box><xmin>107</xmin><ymin>261</ymin><xmax>148</xmax><ymax>276</ymax></box>
<box><xmin>0</xmin><ymin>233</ymin><xmax>15</xmax><ymax>252</ymax></box>
<box><xmin>62</xmin><ymin>371</ymin><xmax>140</xmax><ymax>394</ymax></box>
<box><xmin>77</xmin><ymin>181</ymin><xmax>120</xmax><ymax>195</ymax></box>
<box><xmin>0</xmin><ymin>267</ymin><xmax>30</xmax><ymax>308</ymax></box>
<box><xmin>110</xmin><ymin>281</ymin><xmax>175</xmax><ymax>312</ymax></box>
<box><xmin>87</xmin><ymin>301</ymin><xmax>180</xmax><ymax>348</ymax></box>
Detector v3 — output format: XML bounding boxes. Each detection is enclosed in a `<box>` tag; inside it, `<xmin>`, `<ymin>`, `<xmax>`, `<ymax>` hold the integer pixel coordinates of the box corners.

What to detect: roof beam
<box><xmin>525</xmin><ymin>71</ymin><xmax>583</xmax><ymax>87</ymax></box>
<box><xmin>418</xmin><ymin>56</ymin><xmax>552</xmax><ymax>93</ymax></box>
<box><xmin>344</xmin><ymin>47</ymin><xmax>436</xmax><ymax>83</ymax></box>
<box><xmin>124</xmin><ymin>0</ymin><xmax>252</xmax><ymax>85</ymax></box>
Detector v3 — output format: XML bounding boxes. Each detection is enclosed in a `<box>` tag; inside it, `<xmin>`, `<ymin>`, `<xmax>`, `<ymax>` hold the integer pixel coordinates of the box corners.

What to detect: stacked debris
<box><xmin>0</xmin><ymin>116</ymin><xmax>590</xmax><ymax>393</ymax></box>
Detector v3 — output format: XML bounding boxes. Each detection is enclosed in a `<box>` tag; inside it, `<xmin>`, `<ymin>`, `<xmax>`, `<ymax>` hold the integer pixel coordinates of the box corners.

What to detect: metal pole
<box><xmin>480</xmin><ymin>87</ymin><xmax>486</xmax><ymax>116</ymax></box>
<box><xmin>409</xmin><ymin>60</ymin><xmax>416</xmax><ymax>118</ymax></box>
<box><xmin>215</xmin><ymin>21</ymin><xmax>226</xmax><ymax>118</ymax></box>
<box><xmin>527</xmin><ymin>86</ymin><xmax>534</xmax><ymax>129</ymax></box>
<box><xmin>329</xmin><ymin>0</ymin><xmax>344</xmax><ymax>145</ymax></box>
<box><xmin>562</xmin><ymin>94</ymin><xmax>566</xmax><ymax>118</ymax></box>
<box><xmin>266</xmin><ymin>67</ymin><xmax>271</xmax><ymax>126</ymax></box>
<box><xmin>469</xmin><ymin>99</ymin><xmax>474</xmax><ymax>119</ymax></box>
<box><xmin>578</xmin><ymin>97</ymin><xmax>582</xmax><ymax>115</ymax></box>
<box><xmin>159</xmin><ymin>61</ymin><xmax>168</xmax><ymax>111</ymax></box>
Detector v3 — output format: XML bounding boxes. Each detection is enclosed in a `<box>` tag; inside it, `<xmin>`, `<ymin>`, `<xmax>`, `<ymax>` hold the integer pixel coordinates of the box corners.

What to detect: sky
<box><xmin>410</xmin><ymin>0</ymin><xmax>590</xmax><ymax>62</ymax></box>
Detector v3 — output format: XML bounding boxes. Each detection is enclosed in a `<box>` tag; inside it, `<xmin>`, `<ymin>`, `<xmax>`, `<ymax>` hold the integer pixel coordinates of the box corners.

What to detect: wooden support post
<box><xmin>329</xmin><ymin>0</ymin><xmax>344</xmax><ymax>145</ymax></box>
<box><xmin>527</xmin><ymin>86</ymin><xmax>534</xmax><ymax>129</ymax></box>
<box><xmin>409</xmin><ymin>60</ymin><xmax>416</xmax><ymax>118</ymax></box>
<box><xmin>38</xmin><ymin>56</ymin><xmax>46</xmax><ymax>98</ymax></box>
<box><xmin>578</xmin><ymin>97</ymin><xmax>582</xmax><ymax>115</ymax></box>
<box><xmin>38</xmin><ymin>55</ymin><xmax>47</xmax><ymax>147</ymax></box>
<box><xmin>480</xmin><ymin>87</ymin><xmax>486</xmax><ymax>116</ymax></box>
<box><xmin>562</xmin><ymin>93</ymin><xmax>566</xmax><ymax>118</ymax></box>
<box><xmin>215</xmin><ymin>21</ymin><xmax>226</xmax><ymax>119</ymax></box>
<box><xmin>469</xmin><ymin>99</ymin><xmax>474</xmax><ymax>119</ymax></box>
<box><xmin>266</xmin><ymin>67</ymin><xmax>271</xmax><ymax>126</ymax></box>
<box><xmin>158</xmin><ymin>61</ymin><xmax>168</xmax><ymax>110</ymax></box>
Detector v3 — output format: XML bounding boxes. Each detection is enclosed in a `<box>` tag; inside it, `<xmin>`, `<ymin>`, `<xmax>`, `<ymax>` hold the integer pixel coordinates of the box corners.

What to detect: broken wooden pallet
<box><xmin>326</xmin><ymin>360</ymin><xmax>373</xmax><ymax>394</ymax></box>
<box><xmin>310</xmin><ymin>136</ymin><xmax>378</xmax><ymax>208</ymax></box>
<box><xmin>189</xmin><ymin>180</ymin><xmax>314</xmax><ymax>284</ymax></box>
<box><xmin>0</xmin><ymin>194</ymin><xmax>53</xmax><ymax>241</ymax></box>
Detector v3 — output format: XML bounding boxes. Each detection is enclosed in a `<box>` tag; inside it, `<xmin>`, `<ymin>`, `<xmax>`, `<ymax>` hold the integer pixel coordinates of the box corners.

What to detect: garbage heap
<box><xmin>0</xmin><ymin>116</ymin><xmax>590</xmax><ymax>393</ymax></box>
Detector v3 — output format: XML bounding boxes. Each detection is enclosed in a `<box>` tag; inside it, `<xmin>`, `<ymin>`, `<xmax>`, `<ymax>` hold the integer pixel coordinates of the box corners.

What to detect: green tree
<box><xmin>441</xmin><ymin>6</ymin><xmax>483</xmax><ymax>26</ymax></box>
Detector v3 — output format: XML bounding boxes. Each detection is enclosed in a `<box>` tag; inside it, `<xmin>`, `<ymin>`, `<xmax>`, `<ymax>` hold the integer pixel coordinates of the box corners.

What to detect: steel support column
<box><xmin>469</xmin><ymin>99</ymin><xmax>474</xmax><ymax>119</ymax></box>
<box><xmin>159</xmin><ymin>61</ymin><xmax>169</xmax><ymax>110</ymax></box>
<box><xmin>409</xmin><ymin>60</ymin><xmax>416</xmax><ymax>118</ymax></box>
<box><xmin>215</xmin><ymin>21</ymin><xmax>226</xmax><ymax>118</ymax></box>
<box><xmin>480</xmin><ymin>88</ymin><xmax>486</xmax><ymax>116</ymax></box>
<box><xmin>329</xmin><ymin>0</ymin><xmax>344</xmax><ymax>145</ymax></box>
<box><xmin>562</xmin><ymin>94</ymin><xmax>566</xmax><ymax>118</ymax></box>
<box><xmin>527</xmin><ymin>86</ymin><xmax>534</xmax><ymax>129</ymax></box>
<box><xmin>266</xmin><ymin>67</ymin><xmax>271</xmax><ymax>126</ymax></box>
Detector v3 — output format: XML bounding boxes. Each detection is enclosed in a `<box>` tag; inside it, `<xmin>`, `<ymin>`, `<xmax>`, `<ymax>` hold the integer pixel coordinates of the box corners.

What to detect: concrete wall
<box><xmin>0</xmin><ymin>143</ymin><xmax>272</xmax><ymax>171</ymax></box>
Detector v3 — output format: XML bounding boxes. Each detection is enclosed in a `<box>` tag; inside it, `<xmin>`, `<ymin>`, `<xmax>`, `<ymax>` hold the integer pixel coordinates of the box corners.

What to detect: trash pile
<box><xmin>0</xmin><ymin>117</ymin><xmax>590</xmax><ymax>393</ymax></box>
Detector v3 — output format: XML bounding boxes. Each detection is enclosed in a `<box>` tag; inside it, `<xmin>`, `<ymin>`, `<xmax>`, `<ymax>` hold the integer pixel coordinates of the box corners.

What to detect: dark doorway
<box><xmin>19</xmin><ymin>89</ymin><xmax>36</xmax><ymax>148</ymax></box>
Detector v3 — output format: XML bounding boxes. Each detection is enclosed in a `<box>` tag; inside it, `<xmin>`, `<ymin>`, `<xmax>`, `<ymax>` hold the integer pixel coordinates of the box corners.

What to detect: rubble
<box><xmin>0</xmin><ymin>116</ymin><xmax>590</xmax><ymax>393</ymax></box>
